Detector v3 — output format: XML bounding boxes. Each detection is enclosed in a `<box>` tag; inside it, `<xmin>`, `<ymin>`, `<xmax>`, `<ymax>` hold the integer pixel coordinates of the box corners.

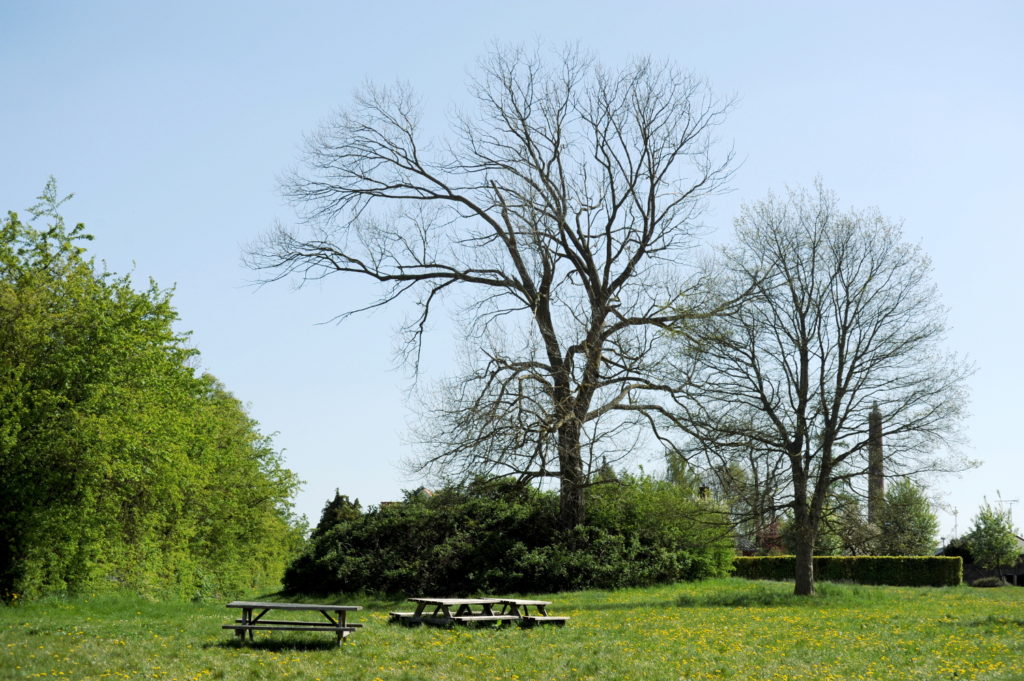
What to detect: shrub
<box><xmin>969</xmin><ymin>576</ymin><xmax>1006</xmax><ymax>588</ymax></box>
<box><xmin>283</xmin><ymin>476</ymin><xmax>734</xmax><ymax>595</ymax></box>
<box><xmin>733</xmin><ymin>555</ymin><xmax>962</xmax><ymax>587</ymax></box>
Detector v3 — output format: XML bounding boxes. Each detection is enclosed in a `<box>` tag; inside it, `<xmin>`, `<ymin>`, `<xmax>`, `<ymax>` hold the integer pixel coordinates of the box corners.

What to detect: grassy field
<box><xmin>1</xmin><ymin>578</ymin><xmax>1022</xmax><ymax>681</ymax></box>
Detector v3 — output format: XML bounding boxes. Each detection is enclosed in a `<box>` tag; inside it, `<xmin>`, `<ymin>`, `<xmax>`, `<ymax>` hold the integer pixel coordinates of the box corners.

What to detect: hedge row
<box><xmin>734</xmin><ymin>556</ymin><xmax>962</xmax><ymax>587</ymax></box>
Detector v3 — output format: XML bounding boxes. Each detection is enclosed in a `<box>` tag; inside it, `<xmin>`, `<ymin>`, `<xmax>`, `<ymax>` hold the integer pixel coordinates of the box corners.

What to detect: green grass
<box><xmin>2</xmin><ymin>579</ymin><xmax>1022</xmax><ymax>680</ymax></box>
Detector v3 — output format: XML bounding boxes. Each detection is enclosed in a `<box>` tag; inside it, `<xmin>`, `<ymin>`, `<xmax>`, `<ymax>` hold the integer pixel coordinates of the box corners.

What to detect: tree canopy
<box><xmin>0</xmin><ymin>181</ymin><xmax>303</xmax><ymax>600</ymax></box>
<box><xmin>873</xmin><ymin>480</ymin><xmax>939</xmax><ymax>556</ymax></box>
<box><xmin>248</xmin><ymin>45</ymin><xmax>735</xmax><ymax>528</ymax></box>
<box><xmin>676</xmin><ymin>183</ymin><xmax>971</xmax><ymax>594</ymax></box>
<box><xmin>966</xmin><ymin>502</ymin><xmax>1019</xmax><ymax>576</ymax></box>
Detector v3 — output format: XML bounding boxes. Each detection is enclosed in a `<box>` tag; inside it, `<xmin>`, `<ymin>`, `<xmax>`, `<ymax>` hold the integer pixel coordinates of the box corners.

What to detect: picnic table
<box><xmin>389</xmin><ymin>597</ymin><xmax>568</xmax><ymax>627</ymax></box>
<box><xmin>389</xmin><ymin>597</ymin><xmax>518</xmax><ymax>627</ymax></box>
<box><xmin>494</xmin><ymin>598</ymin><xmax>569</xmax><ymax>626</ymax></box>
<box><xmin>224</xmin><ymin>601</ymin><xmax>362</xmax><ymax>646</ymax></box>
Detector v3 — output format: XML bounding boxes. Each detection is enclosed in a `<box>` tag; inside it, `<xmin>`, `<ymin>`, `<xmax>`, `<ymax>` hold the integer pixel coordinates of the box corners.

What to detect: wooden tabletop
<box><xmin>497</xmin><ymin>598</ymin><xmax>551</xmax><ymax>606</ymax></box>
<box><xmin>407</xmin><ymin>597</ymin><xmax>499</xmax><ymax>605</ymax></box>
<box><xmin>226</xmin><ymin>601</ymin><xmax>362</xmax><ymax>611</ymax></box>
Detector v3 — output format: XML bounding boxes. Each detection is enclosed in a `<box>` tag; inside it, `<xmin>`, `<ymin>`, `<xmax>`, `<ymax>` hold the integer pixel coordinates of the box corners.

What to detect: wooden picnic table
<box><xmin>494</xmin><ymin>598</ymin><xmax>569</xmax><ymax>626</ymax></box>
<box><xmin>224</xmin><ymin>601</ymin><xmax>363</xmax><ymax>646</ymax></box>
<box><xmin>390</xmin><ymin>597</ymin><xmax>517</xmax><ymax>627</ymax></box>
<box><xmin>390</xmin><ymin>597</ymin><xmax>568</xmax><ymax>627</ymax></box>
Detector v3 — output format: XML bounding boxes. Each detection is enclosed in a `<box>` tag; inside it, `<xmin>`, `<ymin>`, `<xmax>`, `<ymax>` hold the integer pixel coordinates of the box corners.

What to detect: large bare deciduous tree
<box><xmin>247</xmin><ymin>46</ymin><xmax>734</xmax><ymax>529</ymax></box>
<box><xmin>676</xmin><ymin>183</ymin><xmax>971</xmax><ymax>594</ymax></box>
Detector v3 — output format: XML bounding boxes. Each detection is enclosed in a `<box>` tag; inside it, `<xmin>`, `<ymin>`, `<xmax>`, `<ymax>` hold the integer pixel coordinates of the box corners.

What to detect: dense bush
<box><xmin>734</xmin><ymin>555</ymin><xmax>962</xmax><ymax>587</ymax></box>
<box><xmin>284</xmin><ymin>476</ymin><xmax>735</xmax><ymax>595</ymax></box>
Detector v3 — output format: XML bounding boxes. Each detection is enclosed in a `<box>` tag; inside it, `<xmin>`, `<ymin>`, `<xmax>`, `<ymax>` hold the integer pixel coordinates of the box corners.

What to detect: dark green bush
<box><xmin>283</xmin><ymin>476</ymin><xmax>734</xmax><ymax>595</ymax></box>
<box><xmin>733</xmin><ymin>555</ymin><xmax>962</xmax><ymax>587</ymax></box>
<box><xmin>969</xmin><ymin>576</ymin><xmax>1006</xmax><ymax>588</ymax></box>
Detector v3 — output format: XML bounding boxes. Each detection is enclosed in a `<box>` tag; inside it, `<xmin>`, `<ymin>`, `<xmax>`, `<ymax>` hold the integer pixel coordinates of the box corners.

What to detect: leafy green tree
<box><xmin>824</xmin><ymin>494</ymin><xmax>878</xmax><ymax>556</ymax></box>
<box><xmin>873</xmin><ymin>480</ymin><xmax>939</xmax><ymax>555</ymax></box>
<box><xmin>966</xmin><ymin>503</ymin><xmax>1019</xmax><ymax>579</ymax></box>
<box><xmin>312</xmin><ymin>491</ymin><xmax>362</xmax><ymax>538</ymax></box>
<box><xmin>664</xmin><ymin>449</ymin><xmax>702</xmax><ymax>491</ymax></box>
<box><xmin>0</xmin><ymin>181</ymin><xmax>302</xmax><ymax>600</ymax></box>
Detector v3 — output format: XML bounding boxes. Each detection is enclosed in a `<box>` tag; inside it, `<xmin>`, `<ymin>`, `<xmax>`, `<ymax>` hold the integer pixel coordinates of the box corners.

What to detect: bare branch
<box><xmin>248</xmin><ymin>44</ymin><xmax>734</xmax><ymax>528</ymax></box>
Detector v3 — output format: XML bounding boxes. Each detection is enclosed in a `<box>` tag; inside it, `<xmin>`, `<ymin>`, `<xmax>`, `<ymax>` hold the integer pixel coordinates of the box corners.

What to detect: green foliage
<box><xmin>0</xmin><ymin>182</ymin><xmax>303</xmax><ymax>600</ymax></box>
<box><xmin>966</xmin><ymin>503</ymin><xmax>1019</xmax><ymax>572</ymax></box>
<box><xmin>284</xmin><ymin>475</ymin><xmax>734</xmax><ymax>595</ymax></box>
<box><xmin>873</xmin><ymin>480</ymin><xmax>939</xmax><ymax>555</ymax></box>
<box><xmin>311</xmin><ymin>491</ymin><xmax>362</xmax><ymax>538</ymax></box>
<box><xmin>663</xmin><ymin>448</ymin><xmax>702</xmax><ymax>490</ymax></box>
<box><xmin>969</xmin><ymin>576</ymin><xmax>1007</xmax><ymax>588</ymax></box>
<box><xmin>940</xmin><ymin>536</ymin><xmax>973</xmax><ymax>563</ymax></box>
<box><xmin>733</xmin><ymin>555</ymin><xmax>962</xmax><ymax>587</ymax></box>
<box><xmin>779</xmin><ymin>508</ymin><xmax>844</xmax><ymax>556</ymax></box>
<box><xmin>826</xmin><ymin>495</ymin><xmax>879</xmax><ymax>556</ymax></box>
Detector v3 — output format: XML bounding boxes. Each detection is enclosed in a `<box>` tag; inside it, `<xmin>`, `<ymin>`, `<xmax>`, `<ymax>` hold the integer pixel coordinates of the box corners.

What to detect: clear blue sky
<box><xmin>2</xmin><ymin>1</ymin><xmax>1021</xmax><ymax>540</ymax></box>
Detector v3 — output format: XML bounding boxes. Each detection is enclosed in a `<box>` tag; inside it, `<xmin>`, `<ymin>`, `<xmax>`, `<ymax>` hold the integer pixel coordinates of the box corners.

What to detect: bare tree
<box><xmin>247</xmin><ymin>45</ymin><xmax>734</xmax><ymax>528</ymax></box>
<box><xmin>675</xmin><ymin>182</ymin><xmax>971</xmax><ymax>594</ymax></box>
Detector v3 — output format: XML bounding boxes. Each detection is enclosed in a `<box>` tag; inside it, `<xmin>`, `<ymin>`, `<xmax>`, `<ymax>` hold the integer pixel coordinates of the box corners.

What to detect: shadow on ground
<box><xmin>206</xmin><ymin>638</ymin><xmax>344</xmax><ymax>652</ymax></box>
<box><xmin>567</xmin><ymin>598</ymin><xmax>678</xmax><ymax>612</ymax></box>
<box><xmin>674</xmin><ymin>583</ymin><xmax>876</xmax><ymax>609</ymax></box>
<box><xmin>963</xmin><ymin>615</ymin><xmax>1024</xmax><ymax>629</ymax></box>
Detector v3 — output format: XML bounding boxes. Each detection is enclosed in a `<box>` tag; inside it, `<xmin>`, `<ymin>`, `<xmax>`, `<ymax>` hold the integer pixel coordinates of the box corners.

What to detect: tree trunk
<box><xmin>793</xmin><ymin>531</ymin><xmax>816</xmax><ymax>596</ymax></box>
<box><xmin>792</xmin><ymin>491</ymin><xmax>817</xmax><ymax>596</ymax></box>
<box><xmin>557</xmin><ymin>421</ymin><xmax>586</xmax><ymax>530</ymax></box>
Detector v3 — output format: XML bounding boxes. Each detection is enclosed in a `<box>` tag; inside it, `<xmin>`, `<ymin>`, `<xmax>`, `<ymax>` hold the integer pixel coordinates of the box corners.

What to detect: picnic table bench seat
<box><xmin>519</xmin><ymin>615</ymin><xmax>570</xmax><ymax>627</ymax></box>
<box><xmin>224</xmin><ymin>601</ymin><xmax>362</xmax><ymax>646</ymax></box>
<box><xmin>450</xmin><ymin>614</ymin><xmax>520</xmax><ymax>624</ymax></box>
<box><xmin>234</xmin><ymin>618</ymin><xmax>364</xmax><ymax>627</ymax></box>
<box><xmin>224</xmin><ymin>624</ymin><xmax>360</xmax><ymax>634</ymax></box>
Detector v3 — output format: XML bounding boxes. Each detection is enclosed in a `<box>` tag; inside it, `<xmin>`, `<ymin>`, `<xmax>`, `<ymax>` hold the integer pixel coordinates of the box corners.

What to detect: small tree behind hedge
<box><xmin>874</xmin><ymin>480</ymin><xmax>939</xmax><ymax>555</ymax></box>
<box><xmin>966</xmin><ymin>503</ymin><xmax>1019</xmax><ymax>580</ymax></box>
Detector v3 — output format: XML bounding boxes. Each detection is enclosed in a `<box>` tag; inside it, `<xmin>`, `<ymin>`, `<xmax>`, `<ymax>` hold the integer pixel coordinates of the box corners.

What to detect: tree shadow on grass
<box><xmin>675</xmin><ymin>582</ymin><xmax>871</xmax><ymax>609</ymax></box>
<box><xmin>207</xmin><ymin>637</ymin><xmax>344</xmax><ymax>652</ymax></box>
<box><xmin>569</xmin><ymin>599</ymin><xmax>679</xmax><ymax>612</ymax></box>
<box><xmin>962</xmin><ymin>615</ymin><xmax>1024</xmax><ymax>629</ymax></box>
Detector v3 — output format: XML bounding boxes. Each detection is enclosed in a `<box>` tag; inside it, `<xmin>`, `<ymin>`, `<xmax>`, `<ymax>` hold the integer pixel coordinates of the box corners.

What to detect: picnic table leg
<box><xmin>240</xmin><ymin>608</ymin><xmax>251</xmax><ymax>642</ymax></box>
